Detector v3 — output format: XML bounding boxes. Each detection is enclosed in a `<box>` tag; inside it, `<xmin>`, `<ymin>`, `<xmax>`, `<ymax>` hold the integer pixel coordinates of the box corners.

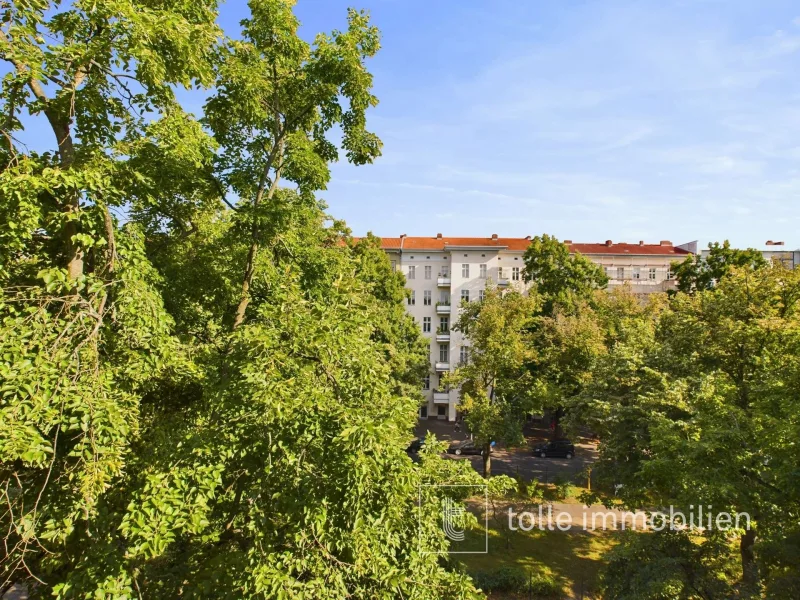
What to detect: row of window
<box><xmin>408</xmin><ymin>289</ymin><xmax>487</xmax><ymax>305</ymax></box>
<box><xmin>406</xmin><ymin>264</ymin><xmax>520</xmax><ymax>280</ymax></box>
<box><xmin>604</xmin><ymin>266</ymin><xmax>673</xmax><ymax>281</ymax></box>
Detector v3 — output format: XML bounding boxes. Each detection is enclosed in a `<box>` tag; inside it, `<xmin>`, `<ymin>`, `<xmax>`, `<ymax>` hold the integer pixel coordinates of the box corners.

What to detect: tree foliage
<box><xmin>577</xmin><ymin>265</ymin><xmax>800</xmax><ymax>597</ymax></box>
<box><xmin>522</xmin><ymin>234</ymin><xmax>608</xmax><ymax>316</ymax></box>
<box><xmin>671</xmin><ymin>240</ymin><xmax>768</xmax><ymax>293</ymax></box>
<box><xmin>0</xmin><ymin>2</ymin><xmax>481</xmax><ymax>597</ymax></box>
<box><xmin>448</xmin><ymin>286</ymin><xmax>540</xmax><ymax>477</ymax></box>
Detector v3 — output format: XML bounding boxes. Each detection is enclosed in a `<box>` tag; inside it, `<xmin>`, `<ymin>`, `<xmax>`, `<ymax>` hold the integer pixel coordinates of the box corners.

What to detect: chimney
<box><xmin>525</xmin><ymin>235</ymin><xmax>532</xmax><ymax>240</ymax></box>
<box><xmin>491</xmin><ymin>233</ymin><xmax>498</xmax><ymax>240</ymax></box>
<box><xmin>776</xmin><ymin>241</ymin><xmax>785</xmax><ymax>245</ymax></box>
<box><xmin>400</xmin><ymin>233</ymin><xmax>407</xmax><ymax>239</ymax></box>
<box><xmin>639</xmin><ymin>240</ymin><xmax>644</xmax><ymax>246</ymax></box>
<box><xmin>659</xmin><ymin>240</ymin><xmax>671</xmax><ymax>246</ymax></box>
<box><xmin>766</xmin><ymin>240</ymin><xmax>774</xmax><ymax>245</ymax></box>
<box><xmin>605</xmin><ymin>240</ymin><xmax>613</xmax><ymax>246</ymax></box>
<box><xmin>436</xmin><ymin>233</ymin><xmax>442</xmax><ymax>239</ymax></box>
<box><xmin>563</xmin><ymin>239</ymin><xmax>572</xmax><ymax>244</ymax></box>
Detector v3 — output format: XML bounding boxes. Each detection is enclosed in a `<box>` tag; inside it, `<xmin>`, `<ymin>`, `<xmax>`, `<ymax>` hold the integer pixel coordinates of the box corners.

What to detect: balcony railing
<box><xmin>436</xmin><ymin>302</ymin><xmax>451</xmax><ymax>314</ymax></box>
<box><xmin>437</xmin><ymin>275</ymin><xmax>451</xmax><ymax>287</ymax></box>
<box><xmin>435</xmin><ymin>361</ymin><xmax>450</xmax><ymax>371</ymax></box>
<box><xmin>436</xmin><ymin>329</ymin><xmax>450</xmax><ymax>342</ymax></box>
<box><xmin>497</xmin><ymin>277</ymin><xmax>510</xmax><ymax>286</ymax></box>
<box><xmin>433</xmin><ymin>389</ymin><xmax>449</xmax><ymax>403</ymax></box>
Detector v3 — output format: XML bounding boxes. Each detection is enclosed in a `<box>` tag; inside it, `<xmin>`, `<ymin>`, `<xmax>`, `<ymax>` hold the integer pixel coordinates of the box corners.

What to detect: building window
<box><xmin>512</xmin><ymin>267</ymin><xmax>520</xmax><ymax>281</ymax></box>
<box><xmin>408</xmin><ymin>265</ymin><xmax>416</xmax><ymax>280</ymax></box>
<box><xmin>461</xmin><ymin>263</ymin><xmax>469</xmax><ymax>278</ymax></box>
<box><xmin>422</xmin><ymin>316</ymin><xmax>431</xmax><ymax>332</ymax></box>
<box><xmin>459</xmin><ymin>346</ymin><xmax>470</xmax><ymax>364</ymax></box>
<box><xmin>479</xmin><ymin>264</ymin><xmax>487</xmax><ymax>278</ymax></box>
<box><xmin>439</xmin><ymin>290</ymin><xmax>450</xmax><ymax>304</ymax></box>
<box><xmin>649</xmin><ymin>267</ymin><xmax>657</xmax><ymax>280</ymax></box>
<box><xmin>439</xmin><ymin>317</ymin><xmax>449</xmax><ymax>333</ymax></box>
<box><xmin>479</xmin><ymin>289</ymin><xmax>485</xmax><ymax>301</ymax></box>
<box><xmin>408</xmin><ymin>290</ymin><xmax>415</xmax><ymax>305</ymax></box>
<box><xmin>666</xmin><ymin>270</ymin><xmax>673</xmax><ymax>280</ymax></box>
<box><xmin>632</xmin><ymin>267</ymin><xmax>641</xmax><ymax>280</ymax></box>
<box><xmin>391</xmin><ymin>260</ymin><xmax>396</xmax><ymax>271</ymax></box>
<box><xmin>425</xmin><ymin>265</ymin><xmax>432</xmax><ymax>279</ymax></box>
<box><xmin>439</xmin><ymin>344</ymin><xmax>449</xmax><ymax>362</ymax></box>
<box><xmin>423</xmin><ymin>374</ymin><xmax>430</xmax><ymax>390</ymax></box>
<box><xmin>461</xmin><ymin>290</ymin><xmax>469</xmax><ymax>303</ymax></box>
<box><xmin>440</xmin><ymin>266</ymin><xmax>449</xmax><ymax>277</ymax></box>
<box><xmin>498</xmin><ymin>267</ymin><xmax>504</xmax><ymax>279</ymax></box>
<box><xmin>423</xmin><ymin>290</ymin><xmax>432</xmax><ymax>305</ymax></box>
<box><xmin>617</xmin><ymin>267</ymin><xmax>624</xmax><ymax>280</ymax></box>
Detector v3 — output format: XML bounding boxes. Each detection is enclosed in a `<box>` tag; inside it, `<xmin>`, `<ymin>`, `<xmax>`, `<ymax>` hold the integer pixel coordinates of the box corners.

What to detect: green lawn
<box><xmin>455</xmin><ymin>520</ymin><xmax>621</xmax><ymax>598</ymax></box>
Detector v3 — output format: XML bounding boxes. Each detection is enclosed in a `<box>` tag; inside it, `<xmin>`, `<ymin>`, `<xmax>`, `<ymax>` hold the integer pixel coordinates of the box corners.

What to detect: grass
<box><xmin>454</xmin><ymin>515</ymin><xmax>622</xmax><ymax>598</ymax></box>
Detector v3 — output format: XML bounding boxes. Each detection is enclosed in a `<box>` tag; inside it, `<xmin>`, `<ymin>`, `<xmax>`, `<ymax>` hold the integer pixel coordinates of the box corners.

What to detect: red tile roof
<box><xmin>364</xmin><ymin>236</ymin><xmax>691</xmax><ymax>256</ymax></box>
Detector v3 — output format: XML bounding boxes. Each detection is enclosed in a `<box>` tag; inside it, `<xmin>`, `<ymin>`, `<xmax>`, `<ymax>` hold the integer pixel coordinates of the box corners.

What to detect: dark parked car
<box><xmin>447</xmin><ymin>439</ymin><xmax>492</xmax><ymax>456</ymax></box>
<box><xmin>533</xmin><ymin>439</ymin><xmax>575</xmax><ymax>459</ymax></box>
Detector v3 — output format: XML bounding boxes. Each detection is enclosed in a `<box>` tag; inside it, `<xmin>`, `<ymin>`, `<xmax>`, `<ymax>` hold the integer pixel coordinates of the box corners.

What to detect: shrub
<box><xmin>471</xmin><ymin>566</ymin><xmax>562</xmax><ymax>596</ymax></box>
<box><xmin>552</xmin><ymin>475</ymin><xmax>573</xmax><ymax>501</ymax></box>
<box><xmin>471</xmin><ymin>566</ymin><xmax>527</xmax><ymax>592</ymax></box>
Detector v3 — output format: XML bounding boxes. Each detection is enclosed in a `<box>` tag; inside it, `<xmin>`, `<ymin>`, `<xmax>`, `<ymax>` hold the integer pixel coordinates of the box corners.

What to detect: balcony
<box><xmin>433</xmin><ymin>389</ymin><xmax>449</xmax><ymax>403</ymax></box>
<box><xmin>436</xmin><ymin>303</ymin><xmax>451</xmax><ymax>315</ymax></box>
<box><xmin>436</xmin><ymin>329</ymin><xmax>450</xmax><ymax>342</ymax></box>
<box><xmin>497</xmin><ymin>278</ymin><xmax>510</xmax><ymax>286</ymax></box>
<box><xmin>435</xmin><ymin>361</ymin><xmax>450</xmax><ymax>372</ymax></box>
<box><xmin>437</xmin><ymin>276</ymin><xmax>451</xmax><ymax>287</ymax></box>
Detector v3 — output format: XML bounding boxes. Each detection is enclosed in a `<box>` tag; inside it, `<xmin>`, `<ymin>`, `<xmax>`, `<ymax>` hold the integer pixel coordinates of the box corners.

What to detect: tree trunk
<box><xmin>231</xmin><ymin>137</ymin><xmax>285</xmax><ymax>331</ymax></box>
<box><xmin>551</xmin><ymin>406</ymin><xmax>564</xmax><ymax>440</ymax></box>
<box><xmin>46</xmin><ymin>111</ymin><xmax>84</xmax><ymax>280</ymax></box>
<box><xmin>3</xmin><ymin>31</ymin><xmax>87</xmax><ymax>281</ymax></box>
<box><xmin>483</xmin><ymin>442</ymin><xmax>492</xmax><ymax>478</ymax></box>
<box><xmin>740</xmin><ymin>527</ymin><xmax>758</xmax><ymax>589</ymax></box>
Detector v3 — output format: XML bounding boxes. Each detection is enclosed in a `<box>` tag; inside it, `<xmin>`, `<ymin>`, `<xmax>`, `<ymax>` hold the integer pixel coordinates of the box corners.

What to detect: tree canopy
<box><xmin>0</xmin><ymin>2</ymin><xmax>481</xmax><ymax>597</ymax></box>
<box><xmin>671</xmin><ymin>240</ymin><xmax>768</xmax><ymax>293</ymax></box>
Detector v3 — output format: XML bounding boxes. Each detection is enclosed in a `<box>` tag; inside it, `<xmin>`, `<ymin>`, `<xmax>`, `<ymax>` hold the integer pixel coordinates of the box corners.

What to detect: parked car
<box><xmin>447</xmin><ymin>439</ymin><xmax>492</xmax><ymax>456</ymax></box>
<box><xmin>533</xmin><ymin>439</ymin><xmax>575</xmax><ymax>459</ymax></box>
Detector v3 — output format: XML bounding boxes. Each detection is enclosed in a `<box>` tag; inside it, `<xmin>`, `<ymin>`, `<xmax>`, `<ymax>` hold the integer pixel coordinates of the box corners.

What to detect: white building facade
<box><xmin>376</xmin><ymin>234</ymin><xmax>692</xmax><ymax>421</ymax></box>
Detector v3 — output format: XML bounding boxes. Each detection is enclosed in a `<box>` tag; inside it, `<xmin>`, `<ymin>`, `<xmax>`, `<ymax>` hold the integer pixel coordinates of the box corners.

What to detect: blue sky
<box><xmin>283</xmin><ymin>0</ymin><xmax>800</xmax><ymax>248</ymax></box>
<box><xmin>12</xmin><ymin>0</ymin><xmax>800</xmax><ymax>248</ymax></box>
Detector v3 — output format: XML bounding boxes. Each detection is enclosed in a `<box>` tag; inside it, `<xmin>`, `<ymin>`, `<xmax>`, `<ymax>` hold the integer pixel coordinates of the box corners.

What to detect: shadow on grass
<box><xmin>455</xmin><ymin>523</ymin><xmax>621</xmax><ymax>599</ymax></box>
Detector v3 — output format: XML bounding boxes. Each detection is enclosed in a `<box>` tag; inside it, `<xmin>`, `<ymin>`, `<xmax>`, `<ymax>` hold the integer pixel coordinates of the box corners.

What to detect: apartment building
<box><xmin>377</xmin><ymin>234</ymin><xmax>692</xmax><ymax>421</ymax></box>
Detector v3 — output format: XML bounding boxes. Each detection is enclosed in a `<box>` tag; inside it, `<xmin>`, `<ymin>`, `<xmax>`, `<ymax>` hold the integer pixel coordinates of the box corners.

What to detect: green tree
<box><xmin>521</xmin><ymin>235</ymin><xmax>608</xmax><ymax>439</ymax></box>
<box><xmin>581</xmin><ymin>265</ymin><xmax>800</xmax><ymax>596</ymax></box>
<box><xmin>0</xmin><ymin>2</ymin><xmax>484</xmax><ymax>598</ymax></box>
<box><xmin>600</xmin><ymin>530</ymin><xmax>738</xmax><ymax>600</ymax></box>
<box><xmin>203</xmin><ymin>0</ymin><xmax>382</xmax><ymax>330</ymax></box>
<box><xmin>449</xmin><ymin>286</ymin><xmax>540</xmax><ymax>477</ymax></box>
<box><xmin>0</xmin><ymin>0</ymin><xmax>220</xmax><ymax>591</ymax></box>
<box><xmin>522</xmin><ymin>234</ymin><xmax>608</xmax><ymax>316</ymax></box>
<box><xmin>671</xmin><ymin>240</ymin><xmax>767</xmax><ymax>293</ymax></box>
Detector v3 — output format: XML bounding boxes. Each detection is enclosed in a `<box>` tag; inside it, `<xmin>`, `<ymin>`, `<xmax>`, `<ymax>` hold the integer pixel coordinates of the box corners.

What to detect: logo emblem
<box><xmin>441</xmin><ymin>497</ymin><xmax>466</xmax><ymax>541</ymax></box>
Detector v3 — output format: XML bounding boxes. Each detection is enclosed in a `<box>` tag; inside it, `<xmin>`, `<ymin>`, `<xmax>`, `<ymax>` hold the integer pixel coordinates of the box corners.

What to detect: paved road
<box><xmin>414</xmin><ymin>419</ymin><xmax>598</xmax><ymax>484</ymax></box>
